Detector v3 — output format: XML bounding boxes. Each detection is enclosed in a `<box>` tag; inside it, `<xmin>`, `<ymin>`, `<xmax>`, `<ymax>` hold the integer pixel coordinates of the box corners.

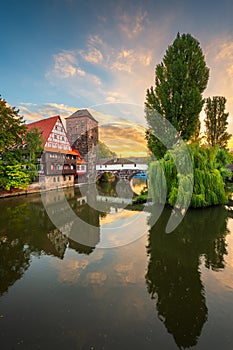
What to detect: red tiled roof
<box><xmin>27</xmin><ymin>116</ymin><xmax>85</xmax><ymax>161</ymax></box>
<box><xmin>27</xmin><ymin>116</ymin><xmax>59</xmax><ymax>146</ymax></box>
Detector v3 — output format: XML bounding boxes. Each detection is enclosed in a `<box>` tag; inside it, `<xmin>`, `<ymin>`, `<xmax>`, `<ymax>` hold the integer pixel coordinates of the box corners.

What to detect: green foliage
<box><xmin>145</xmin><ymin>32</ymin><xmax>209</xmax><ymax>158</ymax></box>
<box><xmin>0</xmin><ymin>165</ymin><xmax>30</xmax><ymax>190</ymax></box>
<box><xmin>145</xmin><ymin>130</ymin><xmax>167</xmax><ymax>159</ymax></box>
<box><xmin>149</xmin><ymin>143</ymin><xmax>228</xmax><ymax>208</ymax></box>
<box><xmin>0</xmin><ymin>96</ymin><xmax>43</xmax><ymax>190</ymax></box>
<box><xmin>133</xmin><ymin>192</ymin><xmax>148</xmax><ymax>204</ymax></box>
<box><xmin>204</xmin><ymin>96</ymin><xmax>231</xmax><ymax>148</ymax></box>
<box><xmin>0</xmin><ymin>96</ymin><xmax>27</xmax><ymax>154</ymax></box>
<box><xmin>98</xmin><ymin>140</ymin><xmax>117</xmax><ymax>159</ymax></box>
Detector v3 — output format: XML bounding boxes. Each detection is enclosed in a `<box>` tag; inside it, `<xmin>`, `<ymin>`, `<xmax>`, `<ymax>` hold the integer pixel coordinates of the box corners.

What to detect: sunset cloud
<box><xmin>20</xmin><ymin>101</ymin><xmax>148</xmax><ymax>157</ymax></box>
<box><xmin>25</xmin><ymin>4</ymin><xmax>233</xmax><ymax>141</ymax></box>
<box><xmin>205</xmin><ymin>35</ymin><xmax>233</xmax><ymax>132</ymax></box>
<box><xmin>99</xmin><ymin>123</ymin><xmax>147</xmax><ymax>157</ymax></box>
<box><xmin>118</xmin><ymin>10</ymin><xmax>148</xmax><ymax>38</ymax></box>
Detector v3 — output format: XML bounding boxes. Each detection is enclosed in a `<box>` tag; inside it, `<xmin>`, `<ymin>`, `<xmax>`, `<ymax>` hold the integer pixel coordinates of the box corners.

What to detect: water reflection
<box><xmin>0</xmin><ymin>187</ymin><xmax>102</xmax><ymax>296</ymax></box>
<box><xmin>130</xmin><ymin>177</ymin><xmax>148</xmax><ymax>195</ymax></box>
<box><xmin>0</xmin><ymin>237</ymin><xmax>30</xmax><ymax>297</ymax></box>
<box><xmin>0</xmin><ymin>183</ymin><xmax>146</xmax><ymax>297</ymax></box>
<box><xmin>1</xmin><ymin>184</ymin><xmax>233</xmax><ymax>349</ymax></box>
<box><xmin>146</xmin><ymin>205</ymin><xmax>230</xmax><ymax>348</ymax></box>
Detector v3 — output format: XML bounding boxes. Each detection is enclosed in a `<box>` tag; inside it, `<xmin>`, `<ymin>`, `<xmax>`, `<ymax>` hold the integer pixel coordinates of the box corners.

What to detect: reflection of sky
<box><xmin>49</xmin><ymin>234</ymin><xmax>153</xmax><ymax>328</ymax></box>
<box><xmin>99</xmin><ymin>208</ymin><xmax>150</xmax><ymax>248</ymax></box>
<box><xmin>100</xmin><ymin>208</ymin><xmax>140</xmax><ymax>226</ymax></box>
<box><xmin>131</xmin><ymin>178</ymin><xmax>148</xmax><ymax>195</ymax></box>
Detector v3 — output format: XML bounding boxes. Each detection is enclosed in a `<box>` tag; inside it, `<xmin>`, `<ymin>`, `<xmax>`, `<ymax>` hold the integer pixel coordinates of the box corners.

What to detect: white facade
<box><xmin>96</xmin><ymin>163</ymin><xmax>148</xmax><ymax>171</ymax></box>
<box><xmin>45</xmin><ymin>119</ymin><xmax>71</xmax><ymax>151</ymax></box>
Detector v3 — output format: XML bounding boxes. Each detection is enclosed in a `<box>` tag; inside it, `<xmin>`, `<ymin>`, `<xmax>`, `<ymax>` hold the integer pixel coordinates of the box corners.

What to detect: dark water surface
<box><xmin>0</xmin><ymin>184</ymin><xmax>233</xmax><ymax>349</ymax></box>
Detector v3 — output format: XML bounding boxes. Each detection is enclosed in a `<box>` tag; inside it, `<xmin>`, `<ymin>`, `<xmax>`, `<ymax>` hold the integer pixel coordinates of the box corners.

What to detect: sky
<box><xmin>1</xmin><ymin>0</ymin><xmax>233</xmax><ymax>155</ymax></box>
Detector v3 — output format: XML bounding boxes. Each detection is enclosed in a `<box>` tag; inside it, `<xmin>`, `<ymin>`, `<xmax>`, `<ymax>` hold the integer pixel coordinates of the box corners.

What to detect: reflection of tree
<box><xmin>0</xmin><ymin>237</ymin><xmax>30</xmax><ymax>296</ymax></box>
<box><xmin>146</xmin><ymin>205</ymin><xmax>229</xmax><ymax>349</ymax></box>
<box><xmin>0</xmin><ymin>186</ymin><xmax>107</xmax><ymax>295</ymax></box>
<box><xmin>96</xmin><ymin>181</ymin><xmax>117</xmax><ymax>196</ymax></box>
<box><xmin>96</xmin><ymin>180</ymin><xmax>133</xmax><ymax>199</ymax></box>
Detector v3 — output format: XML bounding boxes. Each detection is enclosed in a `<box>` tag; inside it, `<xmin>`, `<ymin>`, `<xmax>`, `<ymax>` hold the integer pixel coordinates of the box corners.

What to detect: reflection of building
<box><xmin>41</xmin><ymin>186</ymin><xmax>100</xmax><ymax>254</ymax></box>
<box><xmin>47</xmin><ymin>229</ymin><xmax>68</xmax><ymax>259</ymax></box>
<box><xmin>66</xmin><ymin>109</ymin><xmax>98</xmax><ymax>182</ymax></box>
<box><xmin>27</xmin><ymin>116</ymin><xmax>84</xmax><ymax>188</ymax></box>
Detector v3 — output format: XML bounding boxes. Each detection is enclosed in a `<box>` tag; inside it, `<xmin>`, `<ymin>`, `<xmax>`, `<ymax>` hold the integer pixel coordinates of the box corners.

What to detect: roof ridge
<box><xmin>66</xmin><ymin>108</ymin><xmax>98</xmax><ymax>123</ymax></box>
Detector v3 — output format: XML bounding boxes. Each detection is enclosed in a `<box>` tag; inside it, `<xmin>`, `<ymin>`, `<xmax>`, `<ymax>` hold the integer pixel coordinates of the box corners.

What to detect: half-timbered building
<box><xmin>27</xmin><ymin>116</ymin><xmax>86</xmax><ymax>187</ymax></box>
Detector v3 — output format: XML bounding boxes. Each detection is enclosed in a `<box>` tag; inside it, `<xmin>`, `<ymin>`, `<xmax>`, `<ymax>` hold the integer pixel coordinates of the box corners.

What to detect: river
<box><xmin>0</xmin><ymin>182</ymin><xmax>233</xmax><ymax>349</ymax></box>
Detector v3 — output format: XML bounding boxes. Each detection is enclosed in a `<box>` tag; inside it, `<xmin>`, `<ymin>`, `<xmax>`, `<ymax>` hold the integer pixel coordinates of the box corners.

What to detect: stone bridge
<box><xmin>96</xmin><ymin>157</ymin><xmax>148</xmax><ymax>181</ymax></box>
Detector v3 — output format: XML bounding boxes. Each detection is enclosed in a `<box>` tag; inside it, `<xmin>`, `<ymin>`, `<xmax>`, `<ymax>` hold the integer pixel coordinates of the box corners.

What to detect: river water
<box><xmin>0</xmin><ymin>182</ymin><xmax>233</xmax><ymax>349</ymax></box>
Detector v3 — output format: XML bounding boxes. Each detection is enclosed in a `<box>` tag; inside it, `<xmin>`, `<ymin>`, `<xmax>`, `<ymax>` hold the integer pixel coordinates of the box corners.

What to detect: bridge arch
<box><xmin>96</xmin><ymin>170</ymin><xmax>120</xmax><ymax>182</ymax></box>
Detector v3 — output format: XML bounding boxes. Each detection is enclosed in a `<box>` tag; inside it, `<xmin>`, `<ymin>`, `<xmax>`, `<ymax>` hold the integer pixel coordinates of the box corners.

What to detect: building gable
<box><xmin>45</xmin><ymin>117</ymin><xmax>72</xmax><ymax>152</ymax></box>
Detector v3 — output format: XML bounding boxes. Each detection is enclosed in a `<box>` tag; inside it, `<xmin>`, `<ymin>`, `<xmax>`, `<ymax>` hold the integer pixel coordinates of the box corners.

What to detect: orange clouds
<box><xmin>99</xmin><ymin>123</ymin><xmax>148</xmax><ymax>157</ymax></box>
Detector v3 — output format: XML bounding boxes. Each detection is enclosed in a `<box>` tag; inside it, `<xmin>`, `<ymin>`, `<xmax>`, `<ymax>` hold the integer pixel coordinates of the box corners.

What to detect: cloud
<box><xmin>80</xmin><ymin>47</ymin><xmax>103</xmax><ymax>64</ymax></box>
<box><xmin>85</xmin><ymin>272</ymin><xmax>107</xmax><ymax>286</ymax></box>
<box><xmin>118</xmin><ymin>10</ymin><xmax>148</xmax><ymax>38</ymax></box>
<box><xmin>45</xmin><ymin>50</ymin><xmax>103</xmax><ymax>96</ymax></box>
<box><xmin>49</xmin><ymin>51</ymin><xmax>78</xmax><ymax>78</ymax></box>
<box><xmin>99</xmin><ymin>123</ymin><xmax>147</xmax><ymax>157</ymax></box>
<box><xmin>204</xmin><ymin>35</ymin><xmax>233</xmax><ymax>132</ymax></box>
<box><xmin>110</xmin><ymin>48</ymin><xmax>152</xmax><ymax>73</ymax></box>
<box><xmin>45</xmin><ymin>18</ymin><xmax>157</xmax><ymax>105</ymax></box>
<box><xmin>19</xmin><ymin>105</ymin><xmax>42</xmax><ymax>121</ymax></box>
<box><xmin>31</xmin><ymin>10</ymin><xmax>233</xmax><ymax>146</ymax></box>
<box><xmin>19</xmin><ymin>102</ymin><xmax>77</xmax><ymax>123</ymax></box>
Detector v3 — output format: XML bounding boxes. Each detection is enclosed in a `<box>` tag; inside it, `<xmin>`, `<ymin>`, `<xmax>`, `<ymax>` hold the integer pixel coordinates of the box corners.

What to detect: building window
<box><xmin>53</xmin><ymin>177</ymin><xmax>56</xmax><ymax>182</ymax></box>
<box><xmin>69</xmin><ymin>176</ymin><xmax>71</xmax><ymax>180</ymax></box>
<box><xmin>134</xmin><ymin>164</ymin><xmax>136</xmax><ymax>167</ymax></box>
<box><xmin>57</xmin><ymin>176</ymin><xmax>60</xmax><ymax>182</ymax></box>
<box><xmin>54</xmin><ymin>135</ymin><xmax>57</xmax><ymax>139</ymax></box>
<box><xmin>51</xmin><ymin>164</ymin><xmax>54</xmax><ymax>170</ymax></box>
<box><xmin>63</xmin><ymin>175</ymin><xmax>66</xmax><ymax>181</ymax></box>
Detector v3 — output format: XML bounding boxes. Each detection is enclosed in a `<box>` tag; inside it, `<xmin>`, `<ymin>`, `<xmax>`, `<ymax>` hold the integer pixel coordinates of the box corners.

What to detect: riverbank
<box><xmin>0</xmin><ymin>182</ymin><xmax>89</xmax><ymax>199</ymax></box>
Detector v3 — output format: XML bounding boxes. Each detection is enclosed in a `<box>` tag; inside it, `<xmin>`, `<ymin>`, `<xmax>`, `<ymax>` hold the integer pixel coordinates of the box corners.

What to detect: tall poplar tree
<box><xmin>145</xmin><ymin>32</ymin><xmax>209</xmax><ymax>158</ymax></box>
<box><xmin>204</xmin><ymin>96</ymin><xmax>231</xmax><ymax>148</ymax></box>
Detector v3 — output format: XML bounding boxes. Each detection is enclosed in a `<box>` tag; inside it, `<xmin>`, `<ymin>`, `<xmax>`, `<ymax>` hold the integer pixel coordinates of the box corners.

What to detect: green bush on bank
<box><xmin>148</xmin><ymin>144</ymin><xmax>231</xmax><ymax>208</ymax></box>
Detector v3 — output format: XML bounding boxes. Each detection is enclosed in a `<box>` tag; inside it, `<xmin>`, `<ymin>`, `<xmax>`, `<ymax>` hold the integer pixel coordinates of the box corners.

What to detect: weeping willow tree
<box><xmin>149</xmin><ymin>144</ymin><xmax>230</xmax><ymax>208</ymax></box>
